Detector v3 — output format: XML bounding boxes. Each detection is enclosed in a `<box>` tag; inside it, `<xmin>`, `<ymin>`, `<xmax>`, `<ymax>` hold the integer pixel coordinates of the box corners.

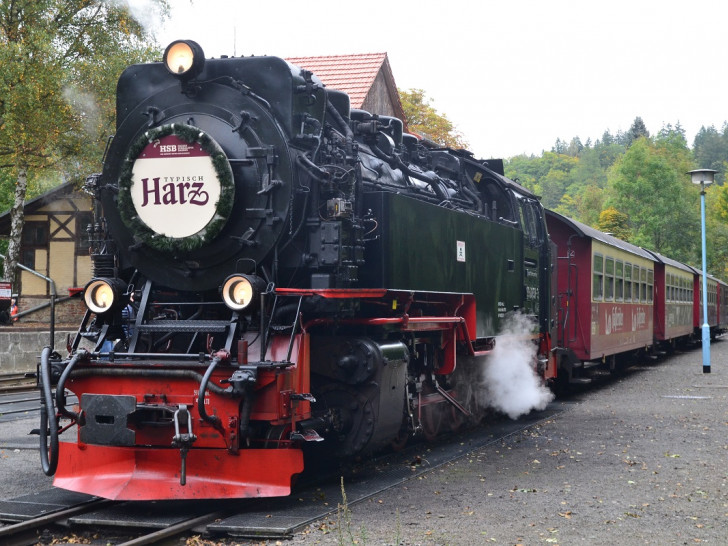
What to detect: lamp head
<box><xmin>163</xmin><ymin>40</ymin><xmax>205</xmax><ymax>80</ymax></box>
<box><xmin>688</xmin><ymin>168</ymin><xmax>717</xmax><ymax>186</ymax></box>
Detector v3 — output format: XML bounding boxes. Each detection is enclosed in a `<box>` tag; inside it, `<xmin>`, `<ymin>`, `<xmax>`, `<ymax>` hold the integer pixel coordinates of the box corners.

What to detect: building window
<box><xmin>21</xmin><ymin>221</ymin><xmax>49</xmax><ymax>270</ymax></box>
<box><xmin>75</xmin><ymin>212</ymin><xmax>94</xmax><ymax>255</ymax></box>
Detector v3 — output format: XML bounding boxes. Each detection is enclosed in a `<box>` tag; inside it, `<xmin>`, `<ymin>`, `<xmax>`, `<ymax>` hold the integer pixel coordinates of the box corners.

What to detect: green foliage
<box><xmin>625</xmin><ymin>116</ymin><xmax>650</xmax><ymax>147</ymax></box>
<box><xmin>507</xmin><ymin>116</ymin><xmax>728</xmax><ymax>276</ymax></box>
<box><xmin>0</xmin><ymin>0</ymin><xmax>168</xmax><ymax>187</ymax></box>
<box><xmin>399</xmin><ymin>88</ymin><xmax>468</xmax><ymax>149</ymax></box>
<box><xmin>605</xmin><ymin>137</ymin><xmax>698</xmax><ymax>262</ymax></box>
<box><xmin>693</xmin><ymin>124</ymin><xmax>728</xmax><ymax>185</ymax></box>
<box><xmin>0</xmin><ymin>0</ymin><xmax>168</xmax><ymax>280</ymax></box>
<box><xmin>505</xmin><ymin>152</ymin><xmax>578</xmax><ymax>209</ymax></box>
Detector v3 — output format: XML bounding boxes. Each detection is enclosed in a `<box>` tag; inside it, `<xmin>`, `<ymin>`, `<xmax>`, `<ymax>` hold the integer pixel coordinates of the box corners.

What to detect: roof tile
<box><xmin>285</xmin><ymin>53</ymin><xmax>388</xmax><ymax>108</ymax></box>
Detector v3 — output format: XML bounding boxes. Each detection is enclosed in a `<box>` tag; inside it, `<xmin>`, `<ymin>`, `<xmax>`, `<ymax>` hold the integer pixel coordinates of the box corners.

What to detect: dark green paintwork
<box><xmin>361</xmin><ymin>192</ymin><xmax>524</xmax><ymax>337</ymax></box>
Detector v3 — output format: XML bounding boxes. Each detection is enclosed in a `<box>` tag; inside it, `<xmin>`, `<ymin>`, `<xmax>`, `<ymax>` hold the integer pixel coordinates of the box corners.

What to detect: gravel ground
<box><xmin>0</xmin><ymin>412</ymin><xmax>54</xmax><ymax>500</ymax></box>
<box><xmin>2</xmin><ymin>340</ymin><xmax>727</xmax><ymax>545</ymax></box>
<box><xmin>279</xmin><ymin>340</ymin><xmax>728</xmax><ymax>546</ymax></box>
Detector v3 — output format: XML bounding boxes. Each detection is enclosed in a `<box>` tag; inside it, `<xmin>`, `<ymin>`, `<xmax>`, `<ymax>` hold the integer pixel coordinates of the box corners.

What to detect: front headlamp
<box><xmin>163</xmin><ymin>40</ymin><xmax>205</xmax><ymax>79</ymax></box>
<box><xmin>221</xmin><ymin>274</ymin><xmax>267</xmax><ymax>311</ymax></box>
<box><xmin>83</xmin><ymin>278</ymin><xmax>127</xmax><ymax>314</ymax></box>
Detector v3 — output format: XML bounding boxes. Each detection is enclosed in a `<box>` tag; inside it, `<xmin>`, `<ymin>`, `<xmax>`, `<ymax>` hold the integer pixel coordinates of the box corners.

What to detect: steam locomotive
<box><xmin>38</xmin><ymin>40</ymin><xmax>556</xmax><ymax>500</ymax></box>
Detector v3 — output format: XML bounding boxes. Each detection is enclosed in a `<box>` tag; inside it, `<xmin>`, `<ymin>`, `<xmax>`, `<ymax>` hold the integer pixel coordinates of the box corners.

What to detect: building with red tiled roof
<box><xmin>286</xmin><ymin>52</ymin><xmax>408</xmax><ymax>131</ymax></box>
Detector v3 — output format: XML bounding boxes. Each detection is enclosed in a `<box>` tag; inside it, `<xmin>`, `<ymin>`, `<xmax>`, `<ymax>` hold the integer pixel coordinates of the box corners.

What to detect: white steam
<box><xmin>455</xmin><ymin>313</ymin><xmax>554</xmax><ymax>420</ymax></box>
<box><xmin>482</xmin><ymin>313</ymin><xmax>554</xmax><ymax>419</ymax></box>
<box><xmin>112</xmin><ymin>0</ymin><xmax>167</xmax><ymax>34</ymax></box>
<box><xmin>63</xmin><ymin>86</ymin><xmax>101</xmax><ymax>139</ymax></box>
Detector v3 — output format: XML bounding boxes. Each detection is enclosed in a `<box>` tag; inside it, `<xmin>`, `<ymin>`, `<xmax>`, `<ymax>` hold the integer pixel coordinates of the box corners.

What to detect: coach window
<box><xmin>675</xmin><ymin>275</ymin><xmax>680</xmax><ymax>302</ymax></box>
<box><xmin>677</xmin><ymin>277</ymin><xmax>682</xmax><ymax>302</ymax></box>
<box><xmin>666</xmin><ymin>274</ymin><xmax>673</xmax><ymax>302</ymax></box>
<box><xmin>632</xmin><ymin>265</ymin><xmax>640</xmax><ymax>303</ymax></box>
<box><xmin>640</xmin><ymin>267</ymin><xmax>647</xmax><ymax>303</ymax></box>
<box><xmin>624</xmin><ymin>263</ymin><xmax>632</xmax><ymax>302</ymax></box>
<box><xmin>674</xmin><ymin>275</ymin><xmax>679</xmax><ymax>301</ymax></box>
<box><xmin>615</xmin><ymin>260</ymin><xmax>624</xmax><ymax>301</ymax></box>
<box><xmin>593</xmin><ymin>254</ymin><xmax>604</xmax><ymax>300</ymax></box>
<box><xmin>647</xmin><ymin>269</ymin><xmax>654</xmax><ymax>303</ymax></box>
<box><xmin>605</xmin><ymin>257</ymin><xmax>615</xmax><ymax>301</ymax></box>
<box><xmin>673</xmin><ymin>276</ymin><xmax>678</xmax><ymax>302</ymax></box>
<box><xmin>673</xmin><ymin>275</ymin><xmax>678</xmax><ymax>302</ymax></box>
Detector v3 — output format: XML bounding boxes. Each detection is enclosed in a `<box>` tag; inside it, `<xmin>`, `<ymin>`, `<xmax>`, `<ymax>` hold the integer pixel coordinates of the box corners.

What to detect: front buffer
<box><xmin>54</xmin><ymin>444</ymin><xmax>302</xmax><ymax>500</ymax></box>
<box><xmin>46</xmin><ymin>345</ymin><xmax>309</xmax><ymax>501</ymax></box>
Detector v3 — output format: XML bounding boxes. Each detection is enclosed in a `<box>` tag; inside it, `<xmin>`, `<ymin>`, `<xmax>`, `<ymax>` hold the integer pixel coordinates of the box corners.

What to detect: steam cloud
<box><xmin>456</xmin><ymin>313</ymin><xmax>554</xmax><ymax>420</ymax></box>
<box><xmin>112</xmin><ymin>0</ymin><xmax>165</xmax><ymax>33</ymax></box>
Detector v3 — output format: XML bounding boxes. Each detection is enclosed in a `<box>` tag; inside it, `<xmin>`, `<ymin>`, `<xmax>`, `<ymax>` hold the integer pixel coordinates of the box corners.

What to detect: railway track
<box><xmin>0</xmin><ymin>373</ymin><xmax>36</xmax><ymax>394</ymax></box>
<box><xmin>0</xmin><ymin>373</ymin><xmax>79</xmax><ymax>423</ymax></box>
<box><xmin>0</xmin><ymin>399</ymin><xmax>570</xmax><ymax>544</ymax></box>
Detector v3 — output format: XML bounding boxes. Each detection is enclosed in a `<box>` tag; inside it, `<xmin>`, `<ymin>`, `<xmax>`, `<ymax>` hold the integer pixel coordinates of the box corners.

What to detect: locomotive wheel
<box><xmin>390</xmin><ymin>405</ymin><xmax>410</xmax><ymax>451</ymax></box>
<box><xmin>263</xmin><ymin>425</ymin><xmax>292</xmax><ymax>448</ymax></box>
<box><xmin>420</xmin><ymin>399</ymin><xmax>444</xmax><ymax>442</ymax></box>
<box><xmin>449</xmin><ymin>404</ymin><xmax>467</xmax><ymax>433</ymax></box>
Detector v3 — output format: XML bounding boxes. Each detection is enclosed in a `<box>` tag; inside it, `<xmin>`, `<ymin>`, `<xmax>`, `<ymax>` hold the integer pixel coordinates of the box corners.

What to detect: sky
<box><xmin>142</xmin><ymin>0</ymin><xmax>728</xmax><ymax>160</ymax></box>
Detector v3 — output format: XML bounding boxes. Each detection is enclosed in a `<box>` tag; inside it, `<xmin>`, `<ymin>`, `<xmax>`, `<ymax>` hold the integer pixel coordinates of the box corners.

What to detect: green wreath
<box><xmin>118</xmin><ymin>124</ymin><xmax>235</xmax><ymax>254</ymax></box>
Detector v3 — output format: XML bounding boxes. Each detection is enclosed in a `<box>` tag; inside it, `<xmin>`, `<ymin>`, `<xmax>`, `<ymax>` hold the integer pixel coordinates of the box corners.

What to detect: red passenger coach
<box><xmin>646</xmin><ymin>251</ymin><xmax>694</xmax><ymax>348</ymax></box>
<box><xmin>718</xmin><ymin>278</ymin><xmax>728</xmax><ymax>332</ymax></box>
<box><xmin>692</xmin><ymin>270</ymin><xmax>720</xmax><ymax>338</ymax></box>
<box><xmin>546</xmin><ymin>211</ymin><xmax>655</xmax><ymax>382</ymax></box>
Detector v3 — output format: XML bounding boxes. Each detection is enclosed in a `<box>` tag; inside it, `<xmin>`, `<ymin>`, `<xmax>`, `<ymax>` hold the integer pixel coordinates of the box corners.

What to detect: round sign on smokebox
<box><xmin>118</xmin><ymin>124</ymin><xmax>234</xmax><ymax>253</ymax></box>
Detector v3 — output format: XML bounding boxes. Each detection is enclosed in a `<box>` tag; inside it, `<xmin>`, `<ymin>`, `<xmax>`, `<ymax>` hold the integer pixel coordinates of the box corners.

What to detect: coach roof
<box><xmin>546</xmin><ymin>210</ymin><xmax>654</xmax><ymax>261</ymax></box>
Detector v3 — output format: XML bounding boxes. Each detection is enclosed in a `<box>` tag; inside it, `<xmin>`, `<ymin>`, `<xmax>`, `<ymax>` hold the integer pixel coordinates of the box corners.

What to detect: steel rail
<box><xmin>0</xmin><ymin>498</ymin><xmax>112</xmax><ymax>546</ymax></box>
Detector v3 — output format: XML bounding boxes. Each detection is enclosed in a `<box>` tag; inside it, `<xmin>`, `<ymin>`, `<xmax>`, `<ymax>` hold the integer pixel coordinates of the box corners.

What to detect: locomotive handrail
<box><xmin>301</xmin><ymin>314</ymin><xmax>466</xmax><ymax>333</ymax></box>
<box><xmin>66</xmin><ymin>367</ymin><xmax>233</xmax><ymax>396</ymax></box>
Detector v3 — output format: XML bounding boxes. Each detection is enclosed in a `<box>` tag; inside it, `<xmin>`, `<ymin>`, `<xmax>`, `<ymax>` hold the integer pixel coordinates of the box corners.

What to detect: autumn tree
<box><xmin>0</xmin><ymin>0</ymin><xmax>167</xmax><ymax>283</ymax></box>
<box><xmin>399</xmin><ymin>88</ymin><xmax>468</xmax><ymax>149</ymax></box>
<box><xmin>597</xmin><ymin>207</ymin><xmax>631</xmax><ymax>240</ymax></box>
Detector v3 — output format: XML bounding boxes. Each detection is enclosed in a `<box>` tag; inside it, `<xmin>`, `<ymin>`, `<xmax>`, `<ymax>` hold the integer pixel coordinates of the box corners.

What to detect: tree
<box><xmin>0</xmin><ymin>0</ymin><xmax>168</xmax><ymax>283</ymax></box>
<box><xmin>625</xmin><ymin>116</ymin><xmax>650</xmax><ymax>147</ymax></box>
<box><xmin>399</xmin><ymin>88</ymin><xmax>468</xmax><ymax>149</ymax></box>
<box><xmin>605</xmin><ymin>137</ymin><xmax>698</xmax><ymax>261</ymax></box>
<box><xmin>597</xmin><ymin>207</ymin><xmax>631</xmax><ymax>240</ymax></box>
<box><xmin>593</xmin><ymin>130</ymin><xmax>625</xmax><ymax>170</ymax></box>
<box><xmin>693</xmin><ymin>124</ymin><xmax>727</xmax><ymax>185</ymax></box>
<box><xmin>566</xmin><ymin>136</ymin><xmax>584</xmax><ymax>157</ymax></box>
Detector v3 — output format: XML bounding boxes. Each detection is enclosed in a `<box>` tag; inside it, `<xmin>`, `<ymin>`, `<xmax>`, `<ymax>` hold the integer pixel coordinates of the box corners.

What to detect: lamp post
<box><xmin>688</xmin><ymin>168</ymin><xmax>717</xmax><ymax>373</ymax></box>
